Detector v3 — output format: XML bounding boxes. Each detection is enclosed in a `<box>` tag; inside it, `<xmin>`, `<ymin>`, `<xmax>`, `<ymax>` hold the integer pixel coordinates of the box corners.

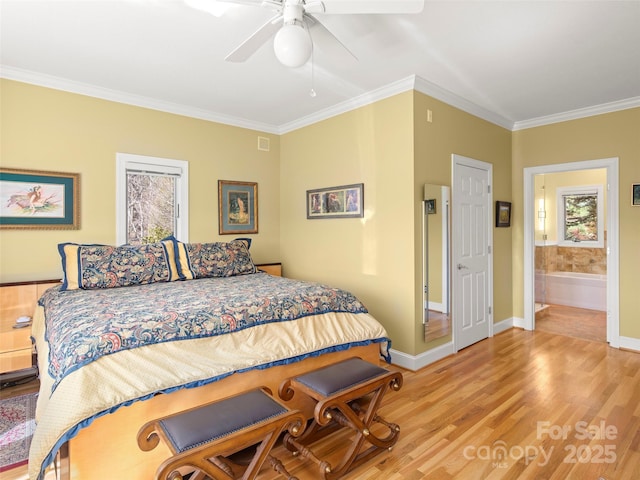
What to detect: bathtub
<box><xmin>535</xmin><ymin>271</ymin><xmax>606</xmax><ymax>311</ymax></box>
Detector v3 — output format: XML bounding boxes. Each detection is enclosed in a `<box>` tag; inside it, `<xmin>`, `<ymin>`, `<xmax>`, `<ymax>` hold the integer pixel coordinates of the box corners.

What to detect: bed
<box><xmin>28</xmin><ymin>238</ymin><xmax>390</xmax><ymax>480</ymax></box>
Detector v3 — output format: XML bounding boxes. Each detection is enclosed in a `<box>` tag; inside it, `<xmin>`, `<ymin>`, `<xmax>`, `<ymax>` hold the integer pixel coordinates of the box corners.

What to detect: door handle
<box><xmin>457</xmin><ymin>263</ymin><xmax>468</xmax><ymax>270</ymax></box>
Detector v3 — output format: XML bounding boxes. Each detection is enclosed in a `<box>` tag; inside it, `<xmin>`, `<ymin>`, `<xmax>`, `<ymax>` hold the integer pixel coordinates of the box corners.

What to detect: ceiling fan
<box><xmin>185</xmin><ymin>0</ymin><xmax>425</xmax><ymax>68</ymax></box>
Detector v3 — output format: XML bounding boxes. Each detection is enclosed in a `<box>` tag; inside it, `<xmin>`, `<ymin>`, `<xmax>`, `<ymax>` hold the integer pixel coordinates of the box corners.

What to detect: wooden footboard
<box><xmin>51</xmin><ymin>344</ymin><xmax>381</xmax><ymax>480</ymax></box>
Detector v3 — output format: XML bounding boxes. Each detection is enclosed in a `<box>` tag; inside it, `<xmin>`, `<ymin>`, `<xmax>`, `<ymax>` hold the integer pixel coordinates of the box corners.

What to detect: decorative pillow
<box><xmin>183</xmin><ymin>240</ymin><xmax>256</xmax><ymax>279</ymax></box>
<box><xmin>233</xmin><ymin>237</ymin><xmax>252</xmax><ymax>250</ymax></box>
<box><xmin>58</xmin><ymin>240</ymin><xmax>178</xmax><ymax>290</ymax></box>
<box><xmin>161</xmin><ymin>235</ymin><xmax>194</xmax><ymax>281</ymax></box>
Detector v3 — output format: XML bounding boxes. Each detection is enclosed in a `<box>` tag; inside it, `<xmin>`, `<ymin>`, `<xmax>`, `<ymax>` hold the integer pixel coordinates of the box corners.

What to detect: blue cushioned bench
<box><xmin>279</xmin><ymin>357</ymin><xmax>403</xmax><ymax>479</ymax></box>
<box><xmin>137</xmin><ymin>388</ymin><xmax>306</xmax><ymax>480</ymax></box>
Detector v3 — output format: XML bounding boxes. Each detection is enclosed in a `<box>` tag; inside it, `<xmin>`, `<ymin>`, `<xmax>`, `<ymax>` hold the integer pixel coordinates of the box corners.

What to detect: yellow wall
<box><xmin>0</xmin><ymin>80</ymin><xmax>281</xmax><ymax>282</ymax></box>
<box><xmin>279</xmin><ymin>91</ymin><xmax>513</xmax><ymax>356</ymax></box>
<box><xmin>414</xmin><ymin>93</ymin><xmax>513</xmax><ymax>352</ymax></box>
<box><xmin>280</xmin><ymin>92</ymin><xmax>417</xmax><ymax>353</ymax></box>
<box><xmin>2</xmin><ymin>79</ymin><xmax>638</xmax><ymax>355</ymax></box>
<box><xmin>513</xmin><ymin>108</ymin><xmax>640</xmax><ymax>339</ymax></box>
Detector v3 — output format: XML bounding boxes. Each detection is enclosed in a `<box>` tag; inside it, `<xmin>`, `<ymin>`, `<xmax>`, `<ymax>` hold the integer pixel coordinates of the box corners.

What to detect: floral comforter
<box><xmin>39</xmin><ymin>273</ymin><xmax>368</xmax><ymax>392</ymax></box>
<box><xmin>30</xmin><ymin>273</ymin><xmax>389</xmax><ymax>480</ymax></box>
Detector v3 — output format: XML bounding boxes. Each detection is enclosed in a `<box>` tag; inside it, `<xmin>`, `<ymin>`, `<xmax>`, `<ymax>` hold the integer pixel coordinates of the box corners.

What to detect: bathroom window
<box><xmin>557</xmin><ymin>185</ymin><xmax>604</xmax><ymax>248</ymax></box>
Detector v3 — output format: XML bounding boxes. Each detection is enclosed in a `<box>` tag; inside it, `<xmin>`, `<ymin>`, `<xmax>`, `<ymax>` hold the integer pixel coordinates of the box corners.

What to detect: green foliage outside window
<box><xmin>142</xmin><ymin>225</ymin><xmax>173</xmax><ymax>244</ymax></box>
<box><xmin>563</xmin><ymin>194</ymin><xmax>598</xmax><ymax>242</ymax></box>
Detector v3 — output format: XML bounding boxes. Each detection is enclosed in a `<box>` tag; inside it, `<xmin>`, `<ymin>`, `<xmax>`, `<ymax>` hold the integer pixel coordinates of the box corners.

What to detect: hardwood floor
<box><xmin>3</xmin><ymin>328</ymin><xmax>639</xmax><ymax>480</ymax></box>
<box><xmin>263</xmin><ymin>328</ymin><xmax>640</xmax><ymax>480</ymax></box>
<box><xmin>535</xmin><ymin>304</ymin><xmax>606</xmax><ymax>343</ymax></box>
<box><xmin>424</xmin><ymin>310</ymin><xmax>451</xmax><ymax>341</ymax></box>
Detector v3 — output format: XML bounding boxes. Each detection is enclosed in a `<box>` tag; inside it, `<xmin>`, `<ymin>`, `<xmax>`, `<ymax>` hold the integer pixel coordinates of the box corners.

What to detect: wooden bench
<box><xmin>279</xmin><ymin>357</ymin><xmax>403</xmax><ymax>479</ymax></box>
<box><xmin>137</xmin><ymin>387</ymin><xmax>306</xmax><ymax>480</ymax></box>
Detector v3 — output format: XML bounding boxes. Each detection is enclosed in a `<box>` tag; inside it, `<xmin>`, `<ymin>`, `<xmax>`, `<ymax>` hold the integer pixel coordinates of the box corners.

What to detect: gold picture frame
<box><xmin>0</xmin><ymin>167</ymin><xmax>80</xmax><ymax>229</ymax></box>
<box><xmin>218</xmin><ymin>180</ymin><xmax>258</xmax><ymax>234</ymax></box>
<box><xmin>495</xmin><ymin>200</ymin><xmax>511</xmax><ymax>228</ymax></box>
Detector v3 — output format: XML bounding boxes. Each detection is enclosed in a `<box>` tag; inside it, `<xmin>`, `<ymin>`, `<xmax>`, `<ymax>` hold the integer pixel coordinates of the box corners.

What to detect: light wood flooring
<box><xmin>2</xmin><ymin>327</ymin><xmax>639</xmax><ymax>480</ymax></box>
<box><xmin>424</xmin><ymin>310</ymin><xmax>451</xmax><ymax>342</ymax></box>
<box><xmin>535</xmin><ymin>304</ymin><xmax>606</xmax><ymax>343</ymax></box>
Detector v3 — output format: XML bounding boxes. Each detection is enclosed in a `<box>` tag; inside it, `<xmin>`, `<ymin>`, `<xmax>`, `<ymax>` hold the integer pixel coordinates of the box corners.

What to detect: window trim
<box><xmin>116</xmin><ymin>153</ymin><xmax>189</xmax><ymax>245</ymax></box>
<box><xmin>556</xmin><ymin>184</ymin><xmax>604</xmax><ymax>248</ymax></box>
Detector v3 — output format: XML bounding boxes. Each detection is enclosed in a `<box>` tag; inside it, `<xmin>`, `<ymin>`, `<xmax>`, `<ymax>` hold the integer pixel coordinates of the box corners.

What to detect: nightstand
<box><xmin>256</xmin><ymin>263</ymin><xmax>282</xmax><ymax>277</ymax></box>
<box><xmin>0</xmin><ymin>281</ymin><xmax>58</xmax><ymax>381</ymax></box>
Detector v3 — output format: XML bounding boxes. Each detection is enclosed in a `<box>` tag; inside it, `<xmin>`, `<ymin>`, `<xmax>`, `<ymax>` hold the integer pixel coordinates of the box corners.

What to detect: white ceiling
<box><xmin>2</xmin><ymin>0</ymin><xmax>639</xmax><ymax>134</ymax></box>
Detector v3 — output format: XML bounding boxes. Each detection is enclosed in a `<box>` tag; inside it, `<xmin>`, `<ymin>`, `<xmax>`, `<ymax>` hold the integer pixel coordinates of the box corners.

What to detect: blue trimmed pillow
<box><xmin>58</xmin><ymin>240</ymin><xmax>181</xmax><ymax>290</ymax></box>
<box><xmin>182</xmin><ymin>240</ymin><xmax>256</xmax><ymax>279</ymax></box>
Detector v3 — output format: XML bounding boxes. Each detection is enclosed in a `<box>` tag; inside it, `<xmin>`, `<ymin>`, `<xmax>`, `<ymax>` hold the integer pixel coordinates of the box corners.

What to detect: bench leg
<box><xmin>146</xmin><ymin>410</ymin><xmax>306</xmax><ymax>480</ymax></box>
<box><xmin>284</xmin><ymin>371</ymin><xmax>402</xmax><ymax>480</ymax></box>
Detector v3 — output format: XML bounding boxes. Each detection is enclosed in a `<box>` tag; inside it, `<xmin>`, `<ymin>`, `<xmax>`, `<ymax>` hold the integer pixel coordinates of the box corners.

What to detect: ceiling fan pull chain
<box><xmin>309</xmin><ymin>41</ymin><xmax>317</xmax><ymax>97</ymax></box>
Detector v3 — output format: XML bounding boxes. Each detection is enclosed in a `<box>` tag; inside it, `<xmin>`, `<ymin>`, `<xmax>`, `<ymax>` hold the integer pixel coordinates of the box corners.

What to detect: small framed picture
<box><xmin>307</xmin><ymin>183</ymin><xmax>363</xmax><ymax>219</ymax></box>
<box><xmin>495</xmin><ymin>201</ymin><xmax>511</xmax><ymax>227</ymax></box>
<box><xmin>426</xmin><ymin>199</ymin><xmax>436</xmax><ymax>214</ymax></box>
<box><xmin>218</xmin><ymin>180</ymin><xmax>258</xmax><ymax>234</ymax></box>
<box><xmin>633</xmin><ymin>183</ymin><xmax>640</xmax><ymax>206</ymax></box>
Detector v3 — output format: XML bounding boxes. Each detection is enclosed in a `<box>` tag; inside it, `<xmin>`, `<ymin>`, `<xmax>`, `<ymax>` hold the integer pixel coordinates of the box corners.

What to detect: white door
<box><xmin>452</xmin><ymin>155</ymin><xmax>492</xmax><ymax>350</ymax></box>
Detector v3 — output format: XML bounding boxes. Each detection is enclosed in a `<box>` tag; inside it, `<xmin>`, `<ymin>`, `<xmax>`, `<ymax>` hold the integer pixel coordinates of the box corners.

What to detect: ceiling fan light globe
<box><xmin>273</xmin><ymin>24</ymin><xmax>312</xmax><ymax>68</ymax></box>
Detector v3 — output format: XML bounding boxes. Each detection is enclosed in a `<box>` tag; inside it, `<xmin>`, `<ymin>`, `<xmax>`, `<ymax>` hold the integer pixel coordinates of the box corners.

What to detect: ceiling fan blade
<box><xmin>184</xmin><ymin>0</ymin><xmax>264</xmax><ymax>15</ymax></box>
<box><xmin>316</xmin><ymin>0</ymin><xmax>424</xmax><ymax>14</ymax></box>
<box><xmin>306</xmin><ymin>15</ymin><xmax>357</xmax><ymax>62</ymax></box>
<box><xmin>225</xmin><ymin>14</ymin><xmax>283</xmax><ymax>62</ymax></box>
<box><xmin>216</xmin><ymin>0</ymin><xmax>284</xmax><ymax>10</ymax></box>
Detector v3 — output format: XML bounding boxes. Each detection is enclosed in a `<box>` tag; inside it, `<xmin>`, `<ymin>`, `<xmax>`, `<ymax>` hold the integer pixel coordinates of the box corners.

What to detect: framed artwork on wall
<box><xmin>0</xmin><ymin>168</ymin><xmax>80</xmax><ymax>229</ymax></box>
<box><xmin>218</xmin><ymin>180</ymin><xmax>258</xmax><ymax>234</ymax></box>
<box><xmin>495</xmin><ymin>200</ymin><xmax>511</xmax><ymax>227</ymax></box>
<box><xmin>306</xmin><ymin>183</ymin><xmax>364</xmax><ymax>219</ymax></box>
<box><xmin>632</xmin><ymin>183</ymin><xmax>640</xmax><ymax>206</ymax></box>
<box><xmin>426</xmin><ymin>199</ymin><xmax>436</xmax><ymax>214</ymax></box>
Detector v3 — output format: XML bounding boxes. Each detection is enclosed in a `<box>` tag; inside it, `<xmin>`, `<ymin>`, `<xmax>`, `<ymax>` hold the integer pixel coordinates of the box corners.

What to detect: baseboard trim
<box><xmin>494</xmin><ymin>317</ymin><xmax>516</xmax><ymax>334</ymax></box>
<box><xmin>390</xmin><ymin>320</ymin><xmax>517</xmax><ymax>371</ymax></box>
<box><xmin>619</xmin><ymin>336</ymin><xmax>640</xmax><ymax>353</ymax></box>
<box><xmin>512</xmin><ymin>316</ymin><xmax>528</xmax><ymax>329</ymax></box>
<box><xmin>389</xmin><ymin>341</ymin><xmax>455</xmax><ymax>371</ymax></box>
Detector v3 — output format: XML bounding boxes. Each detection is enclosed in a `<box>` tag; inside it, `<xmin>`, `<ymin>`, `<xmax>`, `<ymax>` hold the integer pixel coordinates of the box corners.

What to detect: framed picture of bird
<box><xmin>0</xmin><ymin>168</ymin><xmax>80</xmax><ymax>229</ymax></box>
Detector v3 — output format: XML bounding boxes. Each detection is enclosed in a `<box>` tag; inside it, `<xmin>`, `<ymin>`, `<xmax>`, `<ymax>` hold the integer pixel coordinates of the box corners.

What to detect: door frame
<box><xmin>451</xmin><ymin>154</ymin><xmax>494</xmax><ymax>352</ymax></box>
<box><xmin>523</xmin><ymin>158</ymin><xmax>619</xmax><ymax>347</ymax></box>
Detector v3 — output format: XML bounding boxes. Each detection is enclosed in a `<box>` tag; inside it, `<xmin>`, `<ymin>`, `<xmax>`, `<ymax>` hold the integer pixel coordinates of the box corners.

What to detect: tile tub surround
<box><xmin>535</xmin><ymin>245</ymin><xmax>606</xmax><ymax>275</ymax></box>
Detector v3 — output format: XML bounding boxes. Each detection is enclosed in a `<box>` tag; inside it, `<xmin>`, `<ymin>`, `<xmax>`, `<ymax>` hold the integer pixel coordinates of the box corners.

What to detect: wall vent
<box><xmin>257</xmin><ymin>136</ymin><xmax>270</xmax><ymax>152</ymax></box>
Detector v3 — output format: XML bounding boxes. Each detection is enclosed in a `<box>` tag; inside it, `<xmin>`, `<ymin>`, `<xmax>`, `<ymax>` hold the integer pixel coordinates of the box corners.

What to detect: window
<box><xmin>116</xmin><ymin>153</ymin><xmax>189</xmax><ymax>245</ymax></box>
<box><xmin>556</xmin><ymin>185</ymin><xmax>604</xmax><ymax>248</ymax></box>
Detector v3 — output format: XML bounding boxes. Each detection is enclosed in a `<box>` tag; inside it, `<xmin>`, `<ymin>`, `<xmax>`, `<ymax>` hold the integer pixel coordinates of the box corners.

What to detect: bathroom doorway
<box><xmin>533</xmin><ymin>169</ymin><xmax>607</xmax><ymax>342</ymax></box>
<box><xmin>523</xmin><ymin>158</ymin><xmax>619</xmax><ymax>347</ymax></box>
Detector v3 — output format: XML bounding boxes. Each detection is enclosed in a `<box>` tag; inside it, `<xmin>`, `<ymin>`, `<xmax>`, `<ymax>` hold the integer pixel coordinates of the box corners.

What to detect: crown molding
<box><xmin>512</xmin><ymin>96</ymin><xmax>640</xmax><ymax>131</ymax></box>
<box><xmin>279</xmin><ymin>74</ymin><xmax>516</xmax><ymax>133</ymax></box>
<box><xmin>277</xmin><ymin>76</ymin><xmax>416</xmax><ymax>134</ymax></box>
<box><xmin>0</xmin><ymin>65</ymin><xmax>281</xmax><ymax>134</ymax></box>
<box><xmin>412</xmin><ymin>75</ymin><xmax>514</xmax><ymax>130</ymax></box>
<box><xmin>3</xmin><ymin>65</ymin><xmax>636</xmax><ymax>135</ymax></box>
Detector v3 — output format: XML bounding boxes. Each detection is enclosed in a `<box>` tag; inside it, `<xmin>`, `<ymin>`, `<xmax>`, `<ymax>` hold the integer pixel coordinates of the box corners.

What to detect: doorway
<box><xmin>451</xmin><ymin>154</ymin><xmax>493</xmax><ymax>351</ymax></box>
<box><xmin>523</xmin><ymin>158</ymin><xmax>619</xmax><ymax>347</ymax></box>
<box><xmin>533</xmin><ymin>170</ymin><xmax>607</xmax><ymax>343</ymax></box>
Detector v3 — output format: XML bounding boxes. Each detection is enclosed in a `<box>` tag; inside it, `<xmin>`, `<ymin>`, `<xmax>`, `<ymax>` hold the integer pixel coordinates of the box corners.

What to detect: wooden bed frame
<box><xmin>3</xmin><ymin>278</ymin><xmax>383</xmax><ymax>479</ymax></box>
<box><xmin>51</xmin><ymin>343</ymin><xmax>381</xmax><ymax>479</ymax></box>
